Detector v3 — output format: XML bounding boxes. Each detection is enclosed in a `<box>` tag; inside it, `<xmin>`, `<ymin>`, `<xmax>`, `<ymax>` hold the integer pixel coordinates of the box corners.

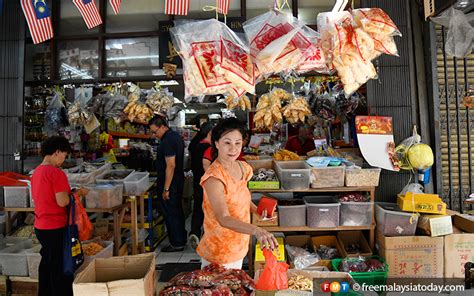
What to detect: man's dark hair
<box><xmin>149</xmin><ymin>115</ymin><xmax>168</xmax><ymax>128</ymax></box>
<box><xmin>41</xmin><ymin>136</ymin><xmax>72</xmax><ymax>157</ymax></box>
<box><xmin>211</xmin><ymin>117</ymin><xmax>246</xmax><ymax>161</ymax></box>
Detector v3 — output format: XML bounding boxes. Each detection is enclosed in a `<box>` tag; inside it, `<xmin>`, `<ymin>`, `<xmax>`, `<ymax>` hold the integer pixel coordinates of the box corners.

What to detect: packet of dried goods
<box><xmin>171</xmin><ymin>19</ymin><xmax>256</xmax><ymax>101</ymax></box>
<box><xmin>295</xmin><ymin>25</ymin><xmax>331</xmax><ymax>74</ymax></box>
<box><xmin>352</xmin><ymin>8</ymin><xmax>402</xmax><ymax>37</ymax></box>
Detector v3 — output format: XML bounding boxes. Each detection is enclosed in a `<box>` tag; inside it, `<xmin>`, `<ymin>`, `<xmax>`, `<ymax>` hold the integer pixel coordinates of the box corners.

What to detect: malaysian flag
<box><xmin>165</xmin><ymin>0</ymin><xmax>189</xmax><ymax>16</ymax></box>
<box><xmin>20</xmin><ymin>0</ymin><xmax>54</xmax><ymax>44</ymax></box>
<box><xmin>218</xmin><ymin>0</ymin><xmax>230</xmax><ymax>15</ymax></box>
<box><xmin>72</xmin><ymin>0</ymin><xmax>102</xmax><ymax>29</ymax></box>
<box><xmin>109</xmin><ymin>0</ymin><xmax>121</xmax><ymax>14</ymax></box>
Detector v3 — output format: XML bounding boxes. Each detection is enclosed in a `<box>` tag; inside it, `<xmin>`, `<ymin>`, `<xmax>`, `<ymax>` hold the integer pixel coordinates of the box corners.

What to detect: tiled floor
<box><xmin>154</xmin><ymin>216</ymin><xmax>201</xmax><ymax>266</ymax></box>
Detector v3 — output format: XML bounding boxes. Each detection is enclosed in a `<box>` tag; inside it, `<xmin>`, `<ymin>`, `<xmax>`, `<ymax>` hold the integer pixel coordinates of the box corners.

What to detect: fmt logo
<box><xmin>321</xmin><ymin>281</ymin><xmax>350</xmax><ymax>293</ymax></box>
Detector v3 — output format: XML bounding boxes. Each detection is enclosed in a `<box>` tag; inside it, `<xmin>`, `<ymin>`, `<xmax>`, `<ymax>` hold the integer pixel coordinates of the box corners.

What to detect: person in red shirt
<box><xmin>31</xmin><ymin>136</ymin><xmax>74</xmax><ymax>296</ymax></box>
<box><xmin>285</xmin><ymin>124</ymin><xmax>315</xmax><ymax>156</ymax></box>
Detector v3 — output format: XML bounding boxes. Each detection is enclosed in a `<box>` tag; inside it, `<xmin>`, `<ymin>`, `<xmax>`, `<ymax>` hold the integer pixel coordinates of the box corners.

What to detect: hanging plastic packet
<box><xmin>45</xmin><ymin>92</ymin><xmax>69</xmax><ymax>134</ymax></box>
<box><xmin>68</xmin><ymin>88</ymin><xmax>99</xmax><ymax>134</ymax></box>
<box><xmin>170</xmin><ymin>19</ymin><xmax>256</xmax><ymax>101</ymax></box>
<box><xmin>295</xmin><ymin>26</ymin><xmax>331</xmax><ymax>74</ymax></box>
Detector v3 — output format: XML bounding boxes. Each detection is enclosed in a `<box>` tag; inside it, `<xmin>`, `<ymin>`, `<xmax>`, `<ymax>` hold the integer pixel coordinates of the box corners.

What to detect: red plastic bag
<box><xmin>256</xmin><ymin>249</ymin><xmax>289</xmax><ymax>291</ymax></box>
<box><xmin>73</xmin><ymin>194</ymin><xmax>93</xmax><ymax>241</ymax></box>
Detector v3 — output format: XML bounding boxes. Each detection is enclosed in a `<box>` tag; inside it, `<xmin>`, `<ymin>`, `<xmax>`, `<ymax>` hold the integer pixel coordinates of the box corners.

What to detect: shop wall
<box><xmin>0</xmin><ymin>1</ymin><xmax>25</xmax><ymax>172</ymax></box>
<box><xmin>361</xmin><ymin>0</ymin><xmax>426</xmax><ymax>201</ymax></box>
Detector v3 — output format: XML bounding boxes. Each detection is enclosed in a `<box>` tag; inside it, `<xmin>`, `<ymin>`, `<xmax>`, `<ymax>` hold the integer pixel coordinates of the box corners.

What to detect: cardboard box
<box><xmin>284</xmin><ymin>235</ymin><xmax>327</xmax><ymax>270</ymax></box>
<box><xmin>397</xmin><ymin>192</ymin><xmax>447</xmax><ymax>215</ymax></box>
<box><xmin>453</xmin><ymin>214</ymin><xmax>474</xmax><ymax>233</ymax></box>
<box><xmin>73</xmin><ymin>253</ymin><xmax>155</xmax><ymax>296</ymax></box>
<box><xmin>311</xmin><ymin>235</ymin><xmax>343</xmax><ymax>270</ymax></box>
<box><xmin>376</xmin><ymin>231</ymin><xmax>443</xmax><ymax>278</ymax></box>
<box><xmin>337</xmin><ymin>231</ymin><xmax>372</xmax><ymax>258</ymax></box>
<box><xmin>444</xmin><ymin>233</ymin><xmax>474</xmax><ymax>278</ymax></box>
<box><xmin>417</xmin><ymin>212</ymin><xmax>454</xmax><ymax>237</ymax></box>
<box><xmin>252</xmin><ymin>212</ymin><xmax>279</xmax><ymax>227</ymax></box>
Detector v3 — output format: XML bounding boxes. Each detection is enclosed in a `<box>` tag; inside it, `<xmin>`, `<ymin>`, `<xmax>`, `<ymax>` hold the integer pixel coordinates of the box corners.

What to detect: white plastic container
<box><xmin>375</xmin><ymin>202</ymin><xmax>418</xmax><ymax>236</ymax></box>
<box><xmin>304</xmin><ymin>196</ymin><xmax>340</xmax><ymax>228</ymax></box>
<box><xmin>277</xmin><ymin>199</ymin><xmax>306</xmax><ymax>227</ymax></box>
<box><xmin>274</xmin><ymin>161</ymin><xmax>311</xmax><ymax>190</ymax></box>
<box><xmin>26</xmin><ymin>245</ymin><xmax>41</xmax><ymax>279</ymax></box>
<box><xmin>3</xmin><ymin>186</ymin><xmax>29</xmax><ymax>208</ymax></box>
<box><xmin>85</xmin><ymin>184</ymin><xmax>123</xmax><ymax>209</ymax></box>
<box><xmin>340</xmin><ymin>202</ymin><xmax>374</xmax><ymax>226</ymax></box>
<box><xmin>345</xmin><ymin>168</ymin><xmax>381</xmax><ymax>187</ymax></box>
<box><xmin>0</xmin><ymin>240</ymin><xmax>34</xmax><ymax>276</ymax></box>
<box><xmin>95</xmin><ymin>169</ymin><xmax>135</xmax><ymax>188</ymax></box>
<box><xmin>123</xmin><ymin>172</ymin><xmax>150</xmax><ymax>195</ymax></box>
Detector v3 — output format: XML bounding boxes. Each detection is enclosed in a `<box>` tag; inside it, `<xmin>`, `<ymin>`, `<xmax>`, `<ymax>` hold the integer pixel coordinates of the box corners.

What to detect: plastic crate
<box><xmin>77</xmin><ymin>240</ymin><xmax>114</xmax><ymax>273</ymax></box>
<box><xmin>278</xmin><ymin>199</ymin><xmax>306</xmax><ymax>227</ymax></box>
<box><xmin>345</xmin><ymin>168</ymin><xmax>381</xmax><ymax>187</ymax></box>
<box><xmin>310</xmin><ymin>166</ymin><xmax>345</xmax><ymax>188</ymax></box>
<box><xmin>304</xmin><ymin>196</ymin><xmax>340</xmax><ymax>228</ymax></box>
<box><xmin>375</xmin><ymin>202</ymin><xmax>418</xmax><ymax>236</ymax></box>
<box><xmin>95</xmin><ymin>169</ymin><xmax>135</xmax><ymax>188</ymax></box>
<box><xmin>274</xmin><ymin>161</ymin><xmax>311</xmax><ymax>190</ymax></box>
<box><xmin>340</xmin><ymin>202</ymin><xmax>374</xmax><ymax>226</ymax></box>
<box><xmin>123</xmin><ymin>172</ymin><xmax>150</xmax><ymax>195</ymax></box>
<box><xmin>85</xmin><ymin>184</ymin><xmax>123</xmax><ymax>209</ymax></box>
<box><xmin>0</xmin><ymin>240</ymin><xmax>34</xmax><ymax>276</ymax></box>
<box><xmin>3</xmin><ymin>186</ymin><xmax>29</xmax><ymax>208</ymax></box>
<box><xmin>331</xmin><ymin>256</ymin><xmax>388</xmax><ymax>286</ymax></box>
<box><xmin>26</xmin><ymin>245</ymin><xmax>41</xmax><ymax>279</ymax></box>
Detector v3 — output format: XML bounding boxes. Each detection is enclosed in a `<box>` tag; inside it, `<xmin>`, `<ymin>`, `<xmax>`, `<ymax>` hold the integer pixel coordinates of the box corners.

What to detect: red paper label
<box><xmin>220</xmin><ymin>38</ymin><xmax>255</xmax><ymax>85</ymax></box>
<box><xmin>250</xmin><ymin>23</ymin><xmax>288</xmax><ymax>57</ymax></box>
<box><xmin>191</xmin><ymin>41</ymin><xmax>230</xmax><ymax>88</ymax></box>
<box><xmin>356</xmin><ymin>116</ymin><xmax>393</xmax><ymax>135</ymax></box>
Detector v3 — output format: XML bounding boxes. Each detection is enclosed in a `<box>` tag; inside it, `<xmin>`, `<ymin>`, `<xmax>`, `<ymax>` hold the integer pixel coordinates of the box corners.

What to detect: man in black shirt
<box><xmin>150</xmin><ymin>116</ymin><xmax>187</xmax><ymax>252</ymax></box>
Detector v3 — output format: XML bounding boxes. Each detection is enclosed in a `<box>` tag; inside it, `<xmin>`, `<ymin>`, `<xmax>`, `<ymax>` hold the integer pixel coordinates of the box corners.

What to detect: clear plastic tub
<box><xmin>375</xmin><ymin>202</ymin><xmax>418</xmax><ymax>236</ymax></box>
<box><xmin>95</xmin><ymin>169</ymin><xmax>135</xmax><ymax>187</ymax></box>
<box><xmin>304</xmin><ymin>196</ymin><xmax>340</xmax><ymax>228</ymax></box>
<box><xmin>310</xmin><ymin>167</ymin><xmax>345</xmax><ymax>188</ymax></box>
<box><xmin>26</xmin><ymin>245</ymin><xmax>41</xmax><ymax>279</ymax></box>
<box><xmin>77</xmin><ymin>239</ymin><xmax>114</xmax><ymax>273</ymax></box>
<box><xmin>345</xmin><ymin>168</ymin><xmax>381</xmax><ymax>187</ymax></box>
<box><xmin>3</xmin><ymin>186</ymin><xmax>29</xmax><ymax>207</ymax></box>
<box><xmin>277</xmin><ymin>199</ymin><xmax>306</xmax><ymax>227</ymax></box>
<box><xmin>0</xmin><ymin>240</ymin><xmax>34</xmax><ymax>276</ymax></box>
<box><xmin>123</xmin><ymin>172</ymin><xmax>150</xmax><ymax>195</ymax></box>
<box><xmin>274</xmin><ymin>161</ymin><xmax>311</xmax><ymax>190</ymax></box>
<box><xmin>340</xmin><ymin>202</ymin><xmax>374</xmax><ymax>226</ymax></box>
<box><xmin>85</xmin><ymin>184</ymin><xmax>123</xmax><ymax>209</ymax></box>
<box><xmin>29</xmin><ymin>187</ymin><xmax>34</xmax><ymax>207</ymax></box>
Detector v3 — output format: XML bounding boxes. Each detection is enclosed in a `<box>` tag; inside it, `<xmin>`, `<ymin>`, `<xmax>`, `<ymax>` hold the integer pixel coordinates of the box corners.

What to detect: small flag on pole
<box><xmin>109</xmin><ymin>0</ymin><xmax>122</xmax><ymax>15</ymax></box>
<box><xmin>218</xmin><ymin>0</ymin><xmax>230</xmax><ymax>15</ymax></box>
<box><xmin>165</xmin><ymin>0</ymin><xmax>190</xmax><ymax>16</ymax></box>
<box><xmin>72</xmin><ymin>0</ymin><xmax>102</xmax><ymax>29</ymax></box>
<box><xmin>20</xmin><ymin>0</ymin><xmax>54</xmax><ymax>44</ymax></box>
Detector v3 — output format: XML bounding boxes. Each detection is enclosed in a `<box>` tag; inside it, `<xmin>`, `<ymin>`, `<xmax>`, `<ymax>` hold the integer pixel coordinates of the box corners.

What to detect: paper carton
<box><xmin>73</xmin><ymin>253</ymin><xmax>155</xmax><ymax>296</ymax></box>
<box><xmin>444</xmin><ymin>233</ymin><xmax>474</xmax><ymax>278</ymax></box>
<box><xmin>453</xmin><ymin>214</ymin><xmax>474</xmax><ymax>233</ymax></box>
<box><xmin>311</xmin><ymin>235</ymin><xmax>344</xmax><ymax>270</ymax></box>
<box><xmin>284</xmin><ymin>235</ymin><xmax>329</xmax><ymax>270</ymax></box>
<box><xmin>376</xmin><ymin>231</ymin><xmax>443</xmax><ymax>278</ymax></box>
<box><xmin>417</xmin><ymin>211</ymin><xmax>455</xmax><ymax>237</ymax></box>
<box><xmin>337</xmin><ymin>231</ymin><xmax>372</xmax><ymax>257</ymax></box>
<box><xmin>252</xmin><ymin>212</ymin><xmax>279</xmax><ymax>227</ymax></box>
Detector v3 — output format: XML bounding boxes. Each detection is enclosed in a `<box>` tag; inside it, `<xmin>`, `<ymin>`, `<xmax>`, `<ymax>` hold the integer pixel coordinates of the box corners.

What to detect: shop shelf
<box><xmin>84</xmin><ymin>184</ymin><xmax>123</xmax><ymax>209</ymax></box>
<box><xmin>345</xmin><ymin>168</ymin><xmax>381</xmax><ymax>187</ymax></box>
<box><xmin>26</xmin><ymin>245</ymin><xmax>41</xmax><ymax>279</ymax></box>
<box><xmin>375</xmin><ymin>202</ymin><xmax>418</xmax><ymax>236</ymax></box>
<box><xmin>331</xmin><ymin>256</ymin><xmax>388</xmax><ymax>286</ymax></box>
<box><xmin>340</xmin><ymin>202</ymin><xmax>374</xmax><ymax>226</ymax></box>
<box><xmin>3</xmin><ymin>186</ymin><xmax>29</xmax><ymax>208</ymax></box>
<box><xmin>310</xmin><ymin>166</ymin><xmax>345</xmax><ymax>188</ymax></box>
<box><xmin>0</xmin><ymin>240</ymin><xmax>34</xmax><ymax>276</ymax></box>
<box><xmin>274</xmin><ymin>161</ymin><xmax>311</xmax><ymax>190</ymax></box>
<box><xmin>304</xmin><ymin>196</ymin><xmax>340</xmax><ymax>228</ymax></box>
<box><xmin>124</xmin><ymin>172</ymin><xmax>150</xmax><ymax>195</ymax></box>
<box><xmin>277</xmin><ymin>199</ymin><xmax>306</xmax><ymax>227</ymax></box>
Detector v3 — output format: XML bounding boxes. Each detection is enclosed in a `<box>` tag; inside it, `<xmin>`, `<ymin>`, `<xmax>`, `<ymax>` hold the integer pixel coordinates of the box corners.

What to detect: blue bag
<box><xmin>63</xmin><ymin>195</ymin><xmax>84</xmax><ymax>276</ymax></box>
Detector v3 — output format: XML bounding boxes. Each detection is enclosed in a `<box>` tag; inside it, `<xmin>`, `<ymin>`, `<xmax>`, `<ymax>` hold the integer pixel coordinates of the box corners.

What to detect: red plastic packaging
<box><xmin>73</xmin><ymin>194</ymin><xmax>93</xmax><ymax>241</ymax></box>
<box><xmin>255</xmin><ymin>249</ymin><xmax>289</xmax><ymax>291</ymax></box>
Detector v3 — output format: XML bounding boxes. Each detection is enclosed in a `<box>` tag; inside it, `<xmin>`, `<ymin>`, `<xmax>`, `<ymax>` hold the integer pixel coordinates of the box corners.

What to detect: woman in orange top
<box><xmin>198</xmin><ymin>118</ymin><xmax>278</xmax><ymax>269</ymax></box>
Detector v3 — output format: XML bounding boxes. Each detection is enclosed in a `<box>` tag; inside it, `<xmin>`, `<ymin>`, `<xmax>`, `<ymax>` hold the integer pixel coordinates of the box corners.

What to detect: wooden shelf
<box><xmin>2</xmin><ymin>203</ymin><xmax>128</xmax><ymax>213</ymax></box>
<box><xmin>250</xmin><ymin>186</ymin><xmax>375</xmax><ymax>193</ymax></box>
<box><xmin>261</xmin><ymin>224</ymin><xmax>376</xmax><ymax>232</ymax></box>
<box><xmin>108</xmin><ymin>131</ymin><xmax>151</xmax><ymax>139</ymax></box>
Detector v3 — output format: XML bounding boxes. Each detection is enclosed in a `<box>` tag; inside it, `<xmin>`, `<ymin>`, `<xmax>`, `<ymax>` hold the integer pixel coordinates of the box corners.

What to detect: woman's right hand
<box><xmin>254</xmin><ymin>227</ymin><xmax>279</xmax><ymax>251</ymax></box>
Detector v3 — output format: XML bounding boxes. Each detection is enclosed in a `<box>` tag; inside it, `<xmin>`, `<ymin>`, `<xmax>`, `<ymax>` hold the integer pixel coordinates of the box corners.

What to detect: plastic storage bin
<box><xmin>0</xmin><ymin>240</ymin><xmax>34</xmax><ymax>276</ymax></box>
<box><xmin>3</xmin><ymin>186</ymin><xmax>29</xmax><ymax>208</ymax></box>
<box><xmin>277</xmin><ymin>199</ymin><xmax>306</xmax><ymax>227</ymax></box>
<box><xmin>77</xmin><ymin>240</ymin><xmax>114</xmax><ymax>273</ymax></box>
<box><xmin>274</xmin><ymin>161</ymin><xmax>311</xmax><ymax>190</ymax></box>
<box><xmin>375</xmin><ymin>202</ymin><xmax>418</xmax><ymax>236</ymax></box>
<box><xmin>124</xmin><ymin>172</ymin><xmax>150</xmax><ymax>195</ymax></box>
<box><xmin>96</xmin><ymin>169</ymin><xmax>135</xmax><ymax>186</ymax></box>
<box><xmin>310</xmin><ymin>167</ymin><xmax>345</xmax><ymax>188</ymax></box>
<box><xmin>304</xmin><ymin>196</ymin><xmax>340</xmax><ymax>228</ymax></box>
<box><xmin>340</xmin><ymin>202</ymin><xmax>374</xmax><ymax>226</ymax></box>
<box><xmin>26</xmin><ymin>245</ymin><xmax>41</xmax><ymax>279</ymax></box>
<box><xmin>85</xmin><ymin>184</ymin><xmax>123</xmax><ymax>209</ymax></box>
<box><xmin>345</xmin><ymin>168</ymin><xmax>381</xmax><ymax>187</ymax></box>
<box><xmin>331</xmin><ymin>256</ymin><xmax>388</xmax><ymax>286</ymax></box>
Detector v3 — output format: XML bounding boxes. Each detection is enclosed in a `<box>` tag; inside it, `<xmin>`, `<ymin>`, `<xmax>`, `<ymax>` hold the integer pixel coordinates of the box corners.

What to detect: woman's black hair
<box><xmin>41</xmin><ymin>136</ymin><xmax>72</xmax><ymax>157</ymax></box>
<box><xmin>188</xmin><ymin>122</ymin><xmax>214</xmax><ymax>155</ymax></box>
<box><xmin>211</xmin><ymin>117</ymin><xmax>246</xmax><ymax>161</ymax></box>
